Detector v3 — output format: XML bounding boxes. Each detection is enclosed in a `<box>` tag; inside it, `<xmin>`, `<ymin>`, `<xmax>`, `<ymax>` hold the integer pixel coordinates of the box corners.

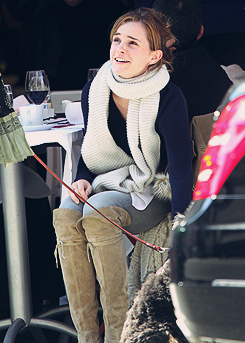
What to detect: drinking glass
<box><xmin>4</xmin><ymin>84</ymin><xmax>14</xmax><ymax>107</ymax></box>
<box><xmin>25</xmin><ymin>70</ymin><xmax>50</xmax><ymax>105</ymax></box>
<box><xmin>87</xmin><ymin>68</ymin><xmax>99</xmax><ymax>82</ymax></box>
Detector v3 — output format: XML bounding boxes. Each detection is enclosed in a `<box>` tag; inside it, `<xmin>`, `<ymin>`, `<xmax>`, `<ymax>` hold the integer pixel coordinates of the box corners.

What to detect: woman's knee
<box><xmin>83</xmin><ymin>191</ymin><xmax>131</xmax><ymax>216</ymax></box>
<box><xmin>81</xmin><ymin>206</ymin><xmax>127</xmax><ymax>245</ymax></box>
<box><xmin>59</xmin><ymin>196</ymin><xmax>83</xmax><ymax>212</ymax></box>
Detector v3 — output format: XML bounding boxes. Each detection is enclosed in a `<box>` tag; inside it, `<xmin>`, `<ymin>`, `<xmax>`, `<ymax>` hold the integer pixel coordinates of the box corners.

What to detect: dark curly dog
<box><xmin>120</xmin><ymin>273</ymin><xmax>188</xmax><ymax>343</ymax></box>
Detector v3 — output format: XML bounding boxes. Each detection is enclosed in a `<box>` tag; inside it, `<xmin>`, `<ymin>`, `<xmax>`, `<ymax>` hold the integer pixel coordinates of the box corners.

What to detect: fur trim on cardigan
<box><xmin>153</xmin><ymin>172</ymin><xmax>172</xmax><ymax>201</ymax></box>
<box><xmin>172</xmin><ymin>201</ymin><xmax>194</xmax><ymax>231</ymax></box>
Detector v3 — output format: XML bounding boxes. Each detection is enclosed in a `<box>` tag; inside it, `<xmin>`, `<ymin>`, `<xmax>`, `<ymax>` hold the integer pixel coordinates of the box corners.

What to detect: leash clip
<box><xmin>156</xmin><ymin>246</ymin><xmax>170</xmax><ymax>254</ymax></box>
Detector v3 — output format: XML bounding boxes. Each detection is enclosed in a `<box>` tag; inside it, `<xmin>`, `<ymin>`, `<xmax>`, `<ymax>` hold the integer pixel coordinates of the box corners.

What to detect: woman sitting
<box><xmin>53</xmin><ymin>7</ymin><xmax>193</xmax><ymax>343</ymax></box>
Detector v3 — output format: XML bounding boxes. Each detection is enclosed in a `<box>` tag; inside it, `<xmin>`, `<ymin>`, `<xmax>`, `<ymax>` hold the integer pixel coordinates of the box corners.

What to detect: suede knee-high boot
<box><xmin>53</xmin><ymin>208</ymin><xmax>102</xmax><ymax>343</ymax></box>
<box><xmin>77</xmin><ymin>206</ymin><xmax>131</xmax><ymax>343</ymax></box>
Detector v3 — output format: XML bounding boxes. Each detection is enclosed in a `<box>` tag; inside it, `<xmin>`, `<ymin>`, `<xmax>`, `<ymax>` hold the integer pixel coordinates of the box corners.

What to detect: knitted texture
<box><xmin>81</xmin><ymin>60</ymin><xmax>170</xmax><ymax>194</ymax></box>
<box><xmin>128</xmin><ymin>213</ymin><xmax>172</xmax><ymax>305</ymax></box>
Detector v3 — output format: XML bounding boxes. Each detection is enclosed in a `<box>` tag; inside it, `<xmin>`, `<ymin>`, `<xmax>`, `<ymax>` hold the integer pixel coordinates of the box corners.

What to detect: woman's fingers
<box><xmin>68</xmin><ymin>180</ymin><xmax>92</xmax><ymax>204</ymax></box>
<box><xmin>68</xmin><ymin>187</ymin><xmax>80</xmax><ymax>204</ymax></box>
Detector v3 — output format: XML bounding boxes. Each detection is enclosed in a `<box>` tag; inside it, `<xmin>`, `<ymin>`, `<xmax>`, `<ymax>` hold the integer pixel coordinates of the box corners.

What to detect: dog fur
<box><xmin>120</xmin><ymin>272</ymin><xmax>189</xmax><ymax>343</ymax></box>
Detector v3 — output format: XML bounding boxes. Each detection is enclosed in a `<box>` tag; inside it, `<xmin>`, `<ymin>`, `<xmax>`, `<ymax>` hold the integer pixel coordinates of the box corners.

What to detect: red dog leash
<box><xmin>34</xmin><ymin>153</ymin><xmax>169</xmax><ymax>253</ymax></box>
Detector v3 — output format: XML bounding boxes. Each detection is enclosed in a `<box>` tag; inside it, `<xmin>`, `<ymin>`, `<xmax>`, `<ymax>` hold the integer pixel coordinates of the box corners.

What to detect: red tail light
<box><xmin>194</xmin><ymin>94</ymin><xmax>245</xmax><ymax>200</ymax></box>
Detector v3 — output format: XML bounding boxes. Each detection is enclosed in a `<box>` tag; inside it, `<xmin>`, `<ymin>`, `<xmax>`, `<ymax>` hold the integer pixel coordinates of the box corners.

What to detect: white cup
<box><xmin>87</xmin><ymin>68</ymin><xmax>99</xmax><ymax>82</ymax></box>
<box><xmin>43</xmin><ymin>108</ymin><xmax>55</xmax><ymax>119</ymax></box>
<box><xmin>65</xmin><ymin>101</ymin><xmax>84</xmax><ymax>125</ymax></box>
<box><xmin>19</xmin><ymin>104</ymin><xmax>44</xmax><ymax>126</ymax></box>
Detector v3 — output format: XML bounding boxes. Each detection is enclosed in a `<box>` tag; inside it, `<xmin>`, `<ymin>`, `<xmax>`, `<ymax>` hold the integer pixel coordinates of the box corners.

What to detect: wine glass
<box><xmin>25</xmin><ymin>70</ymin><xmax>50</xmax><ymax>105</ymax></box>
<box><xmin>4</xmin><ymin>84</ymin><xmax>14</xmax><ymax>107</ymax></box>
<box><xmin>87</xmin><ymin>68</ymin><xmax>99</xmax><ymax>82</ymax></box>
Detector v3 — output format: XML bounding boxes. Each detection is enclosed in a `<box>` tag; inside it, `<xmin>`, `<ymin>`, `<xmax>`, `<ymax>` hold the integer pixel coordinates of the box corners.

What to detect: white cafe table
<box><xmin>25</xmin><ymin>124</ymin><xmax>84</xmax><ymax>204</ymax></box>
<box><xmin>0</xmin><ymin>124</ymin><xmax>84</xmax><ymax>343</ymax></box>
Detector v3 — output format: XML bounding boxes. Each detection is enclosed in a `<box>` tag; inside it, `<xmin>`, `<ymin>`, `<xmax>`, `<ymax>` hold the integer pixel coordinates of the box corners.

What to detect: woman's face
<box><xmin>110</xmin><ymin>21</ymin><xmax>162</xmax><ymax>79</ymax></box>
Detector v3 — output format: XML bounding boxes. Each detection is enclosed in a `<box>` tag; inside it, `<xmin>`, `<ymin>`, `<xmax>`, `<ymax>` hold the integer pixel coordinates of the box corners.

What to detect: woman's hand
<box><xmin>68</xmin><ymin>179</ymin><xmax>92</xmax><ymax>204</ymax></box>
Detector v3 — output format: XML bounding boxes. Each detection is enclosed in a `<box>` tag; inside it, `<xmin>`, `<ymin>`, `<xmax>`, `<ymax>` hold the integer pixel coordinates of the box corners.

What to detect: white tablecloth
<box><xmin>25</xmin><ymin>125</ymin><xmax>84</xmax><ymax>203</ymax></box>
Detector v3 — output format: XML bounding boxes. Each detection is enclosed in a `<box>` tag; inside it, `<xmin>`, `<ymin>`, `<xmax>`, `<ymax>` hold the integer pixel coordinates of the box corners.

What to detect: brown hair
<box><xmin>110</xmin><ymin>7</ymin><xmax>175</xmax><ymax>71</ymax></box>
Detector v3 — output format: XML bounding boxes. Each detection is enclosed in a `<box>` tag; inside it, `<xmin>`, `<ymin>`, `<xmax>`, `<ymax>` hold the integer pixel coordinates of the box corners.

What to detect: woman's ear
<box><xmin>149</xmin><ymin>50</ymin><xmax>163</xmax><ymax>65</ymax></box>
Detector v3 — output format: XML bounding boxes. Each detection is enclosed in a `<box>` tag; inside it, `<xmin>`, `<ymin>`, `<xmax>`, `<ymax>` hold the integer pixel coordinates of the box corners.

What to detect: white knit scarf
<box><xmin>81</xmin><ymin>60</ymin><xmax>170</xmax><ymax>194</ymax></box>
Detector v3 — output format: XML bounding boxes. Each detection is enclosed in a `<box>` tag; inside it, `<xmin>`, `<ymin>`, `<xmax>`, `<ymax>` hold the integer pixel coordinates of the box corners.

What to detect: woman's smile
<box><xmin>114</xmin><ymin>58</ymin><xmax>130</xmax><ymax>63</ymax></box>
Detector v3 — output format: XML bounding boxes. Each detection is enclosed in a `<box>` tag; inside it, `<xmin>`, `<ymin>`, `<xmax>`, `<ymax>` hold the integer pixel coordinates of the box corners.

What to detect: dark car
<box><xmin>170</xmin><ymin>82</ymin><xmax>245</xmax><ymax>343</ymax></box>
